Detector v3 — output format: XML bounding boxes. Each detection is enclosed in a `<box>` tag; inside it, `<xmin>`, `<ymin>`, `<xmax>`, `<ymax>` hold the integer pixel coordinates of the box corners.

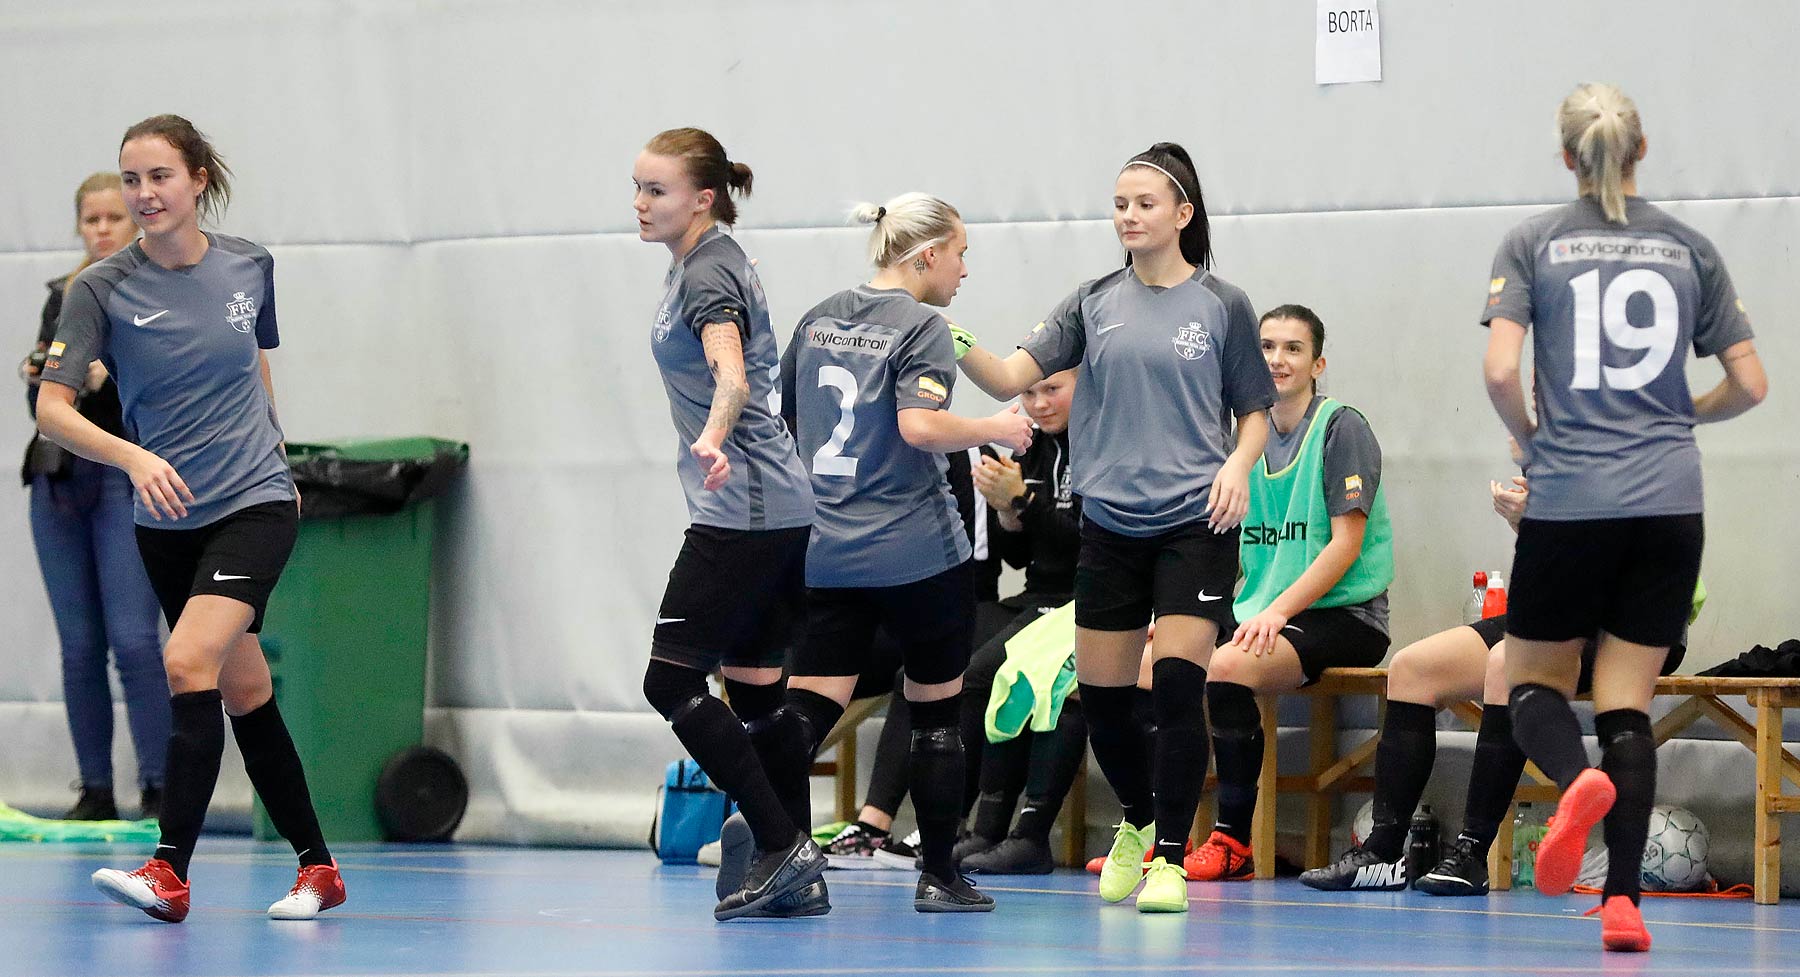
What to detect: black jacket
<box><xmin>22</xmin><ymin>276</ymin><xmax>127</xmax><ymax>485</ymax></box>
<box><xmin>993</xmin><ymin>428</ymin><xmax>1078</xmax><ymax>601</ymax></box>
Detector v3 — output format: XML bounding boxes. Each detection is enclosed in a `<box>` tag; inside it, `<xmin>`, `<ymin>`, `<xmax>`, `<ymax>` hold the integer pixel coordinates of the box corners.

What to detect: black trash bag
<box><xmin>287</xmin><ymin>441</ymin><xmax>469</xmax><ymax>519</ymax></box>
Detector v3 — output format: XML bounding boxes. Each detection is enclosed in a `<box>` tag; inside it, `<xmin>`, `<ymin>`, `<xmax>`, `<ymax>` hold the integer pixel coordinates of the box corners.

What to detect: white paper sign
<box><xmin>1316</xmin><ymin>1</ymin><xmax>1382</xmax><ymax>85</ymax></box>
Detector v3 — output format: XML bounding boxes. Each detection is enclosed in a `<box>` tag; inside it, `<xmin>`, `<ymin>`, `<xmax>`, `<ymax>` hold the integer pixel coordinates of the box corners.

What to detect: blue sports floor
<box><xmin>6</xmin><ymin>841</ymin><xmax>1797</xmax><ymax>976</ymax></box>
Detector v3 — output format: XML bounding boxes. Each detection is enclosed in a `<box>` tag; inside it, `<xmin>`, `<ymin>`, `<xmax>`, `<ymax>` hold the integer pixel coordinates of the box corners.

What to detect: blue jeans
<box><xmin>29</xmin><ymin>460</ymin><xmax>170</xmax><ymax>791</ymax></box>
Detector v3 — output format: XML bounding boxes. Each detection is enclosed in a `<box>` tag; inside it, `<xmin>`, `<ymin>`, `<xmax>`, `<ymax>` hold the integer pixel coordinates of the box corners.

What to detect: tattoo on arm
<box><xmin>701</xmin><ymin>322</ymin><xmax>750</xmax><ymax>438</ymax></box>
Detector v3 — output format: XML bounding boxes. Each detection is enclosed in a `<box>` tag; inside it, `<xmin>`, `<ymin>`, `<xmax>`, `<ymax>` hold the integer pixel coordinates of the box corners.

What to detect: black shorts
<box><xmin>1507</xmin><ymin>514</ymin><xmax>1703</xmax><ymax>649</ymax></box>
<box><xmin>135</xmin><ymin>500</ymin><xmax>298</xmax><ymax>634</ymax></box>
<box><xmin>652</xmin><ymin>524</ymin><xmax>808</xmax><ymax>672</ymax></box>
<box><xmin>1075</xmin><ymin>520</ymin><xmax>1238</xmax><ymax>631</ymax></box>
<box><xmin>1281</xmin><ymin>607</ymin><xmax>1390</xmax><ymax>685</ymax></box>
<box><xmin>793</xmin><ymin>561</ymin><xmax>974</xmax><ymax>686</ymax></box>
<box><xmin>1469</xmin><ymin>614</ymin><xmax>1686</xmax><ymax>694</ymax></box>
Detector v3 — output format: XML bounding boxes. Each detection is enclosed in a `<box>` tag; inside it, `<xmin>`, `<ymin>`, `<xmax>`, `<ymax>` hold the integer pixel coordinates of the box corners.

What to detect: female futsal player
<box><xmin>632</xmin><ymin>127</ymin><xmax>825</xmax><ymax>921</ymax></box>
<box><xmin>1189</xmin><ymin>304</ymin><xmax>1393</xmax><ymax>882</ymax></box>
<box><xmin>38</xmin><ymin>115</ymin><xmax>341</xmax><ymax>922</ymax></box>
<box><xmin>1484</xmin><ymin>84</ymin><xmax>1765</xmax><ymax>950</ymax></box>
<box><xmin>956</xmin><ymin>143</ymin><xmax>1276</xmax><ymax>913</ymax></box>
<box><xmin>757</xmin><ymin>192</ymin><xmax>1031</xmax><ymax>913</ymax></box>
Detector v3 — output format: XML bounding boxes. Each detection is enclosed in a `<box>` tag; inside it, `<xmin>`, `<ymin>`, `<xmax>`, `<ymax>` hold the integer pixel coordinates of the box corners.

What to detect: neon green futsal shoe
<box><xmin>1136</xmin><ymin>857</ymin><xmax>1189</xmax><ymax>913</ymax></box>
<box><xmin>1098</xmin><ymin>820</ymin><xmax>1155</xmax><ymax>903</ymax></box>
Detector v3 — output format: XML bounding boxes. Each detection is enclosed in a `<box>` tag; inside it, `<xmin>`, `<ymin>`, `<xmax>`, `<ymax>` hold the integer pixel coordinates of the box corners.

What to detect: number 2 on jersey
<box><xmin>1569</xmin><ymin>268</ymin><xmax>1678</xmax><ymax>391</ymax></box>
<box><xmin>813</xmin><ymin>365</ymin><xmax>860</xmax><ymax>477</ymax></box>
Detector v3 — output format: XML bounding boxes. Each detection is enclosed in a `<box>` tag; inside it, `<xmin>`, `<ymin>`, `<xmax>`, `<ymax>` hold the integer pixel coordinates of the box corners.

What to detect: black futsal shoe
<box><xmin>1413</xmin><ymin>836</ymin><xmax>1490</xmax><ymax>896</ymax></box>
<box><xmin>714</xmin><ymin>832</ymin><xmax>827</xmax><ymax>921</ymax></box>
<box><xmin>913</xmin><ymin>871</ymin><xmax>996</xmax><ymax>912</ymax></box>
<box><xmin>746</xmin><ymin>878</ymin><xmax>832</xmax><ymax>918</ymax></box>
<box><xmin>1298</xmin><ymin>844</ymin><xmax>1407</xmax><ymax>892</ymax></box>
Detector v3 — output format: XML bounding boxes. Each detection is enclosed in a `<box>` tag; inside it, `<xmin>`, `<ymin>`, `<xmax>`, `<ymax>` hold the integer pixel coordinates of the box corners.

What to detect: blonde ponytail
<box><xmin>1558</xmin><ymin>83</ymin><xmax>1643</xmax><ymax>225</ymax></box>
<box><xmin>849</xmin><ymin>193</ymin><xmax>960</xmax><ymax>268</ymax></box>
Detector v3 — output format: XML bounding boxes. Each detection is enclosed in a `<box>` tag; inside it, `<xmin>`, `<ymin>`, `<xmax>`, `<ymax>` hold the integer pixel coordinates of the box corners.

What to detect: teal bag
<box><xmin>649</xmin><ymin>759</ymin><xmax>732</xmax><ymax>864</ymax></box>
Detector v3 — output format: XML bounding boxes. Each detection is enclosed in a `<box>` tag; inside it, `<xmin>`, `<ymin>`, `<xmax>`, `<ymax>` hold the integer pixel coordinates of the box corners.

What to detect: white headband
<box><xmin>1122</xmin><ymin>161</ymin><xmax>1190</xmax><ymax>202</ymax></box>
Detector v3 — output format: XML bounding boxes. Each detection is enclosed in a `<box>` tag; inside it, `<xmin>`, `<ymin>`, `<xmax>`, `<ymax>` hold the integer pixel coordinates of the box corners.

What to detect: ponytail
<box><xmin>645</xmin><ymin>127</ymin><xmax>753</xmax><ymax>226</ymax></box>
<box><xmin>1558</xmin><ymin>84</ymin><xmax>1643</xmax><ymax>225</ymax></box>
<box><xmin>849</xmin><ymin>193</ymin><xmax>961</xmax><ymax>268</ymax></box>
<box><xmin>1122</xmin><ymin>141</ymin><xmax>1212</xmax><ymax>268</ymax></box>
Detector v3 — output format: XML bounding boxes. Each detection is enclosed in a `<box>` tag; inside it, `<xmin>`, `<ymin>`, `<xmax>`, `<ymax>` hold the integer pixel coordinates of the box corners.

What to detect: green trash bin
<box><xmin>252</xmin><ymin>437</ymin><xmax>468</xmax><ymax>843</ymax></box>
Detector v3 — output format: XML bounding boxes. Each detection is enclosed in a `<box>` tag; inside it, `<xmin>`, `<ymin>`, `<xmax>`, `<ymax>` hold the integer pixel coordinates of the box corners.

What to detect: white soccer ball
<box><xmin>1641</xmin><ymin>805</ymin><xmax>1709</xmax><ymax>892</ymax></box>
<box><xmin>1350</xmin><ymin>799</ymin><xmax>1375</xmax><ymax>848</ymax></box>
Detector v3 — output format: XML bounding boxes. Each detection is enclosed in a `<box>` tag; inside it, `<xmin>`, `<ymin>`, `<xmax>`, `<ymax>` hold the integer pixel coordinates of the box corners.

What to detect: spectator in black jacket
<box><xmin>955</xmin><ymin>368</ymin><xmax>1087</xmax><ymax>873</ymax></box>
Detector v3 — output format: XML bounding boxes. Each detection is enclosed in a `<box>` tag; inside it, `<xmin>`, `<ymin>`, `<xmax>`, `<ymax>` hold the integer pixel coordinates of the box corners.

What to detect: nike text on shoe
<box><xmin>1413</xmin><ymin>836</ymin><xmax>1489</xmax><ymax>896</ymax></box>
<box><xmin>92</xmin><ymin>859</ymin><xmax>190</xmax><ymax>923</ymax></box>
<box><xmin>914</xmin><ymin>871</ymin><xmax>995</xmax><ymax>912</ymax></box>
<box><xmin>714</xmin><ymin>833</ymin><xmax>826</xmax><ymax>921</ymax></box>
<box><xmin>1536</xmin><ymin>768</ymin><xmax>1616</xmax><ymax>895</ymax></box>
<box><xmin>1299</xmin><ymin>845</ymin><xmax>1406</xmax><ymax>892</ymax></box>
<box><xmin>268</xmin><ymin>860</ymin><xmax>346</xmax><ymax>919</ymax></box>
<box><xmin>746</xmin><ymin>878</ymin><xmax>832</xmax><ymax>918</ymax></box>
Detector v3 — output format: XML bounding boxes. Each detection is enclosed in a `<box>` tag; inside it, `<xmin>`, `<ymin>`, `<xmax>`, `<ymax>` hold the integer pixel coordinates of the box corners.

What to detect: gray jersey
<box><xmin>1482</xmin><ymin>197</ymin><xmax>1753</xmax><ymax>519</ymax></box>
<box><xmin>1265</xmin><ymin>395</ymin><xmax>1388</xmax><ymax>634</ymax></box>
<box><xmin>782</xmin><ymin>286</ymin><xmax>971</xmax><ymax>588</ymax></box>
<box><xmin>43</xmin><ymin>234</ymin><xmax>293</xmax><ymax>528</ymax></box>
<box><xmin>650</xmin><ymin>227</ymin><xmax>813</xmax><ymax>531</ymax></box>
<box><xmin>1022</xmin><ymin>267</ymin><xmax>1277</xmax><ymax>536</ymax></box>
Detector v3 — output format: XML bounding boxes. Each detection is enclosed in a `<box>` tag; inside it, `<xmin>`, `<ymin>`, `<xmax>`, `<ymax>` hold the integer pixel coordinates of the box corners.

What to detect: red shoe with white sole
<box><xmin>268</xmin><ymin>860</ymin><xmax>346</xmax><ymax>920</ymax></box>
<box><xmin>92</xmin><ymin>858</ymin><xmax>190</xmax><ymax>923</ymax></box>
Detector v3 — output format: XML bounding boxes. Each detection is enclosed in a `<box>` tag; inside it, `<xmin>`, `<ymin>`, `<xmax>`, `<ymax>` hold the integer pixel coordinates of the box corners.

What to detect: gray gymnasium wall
<box><xmin>0</xmin><ymin>2</ymin><xmax>1794</xmax><ymax>852</ymax></box>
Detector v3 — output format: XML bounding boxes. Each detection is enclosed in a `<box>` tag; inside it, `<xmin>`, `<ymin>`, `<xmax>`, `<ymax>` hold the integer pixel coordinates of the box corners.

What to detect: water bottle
<box><xmin>1512</xmin><ymin>803</ymin><xmax>1545</xmax><ymax>887</ymax></box>
<box><xmin>1483</xmin><ymin>571</ymin><xmax>1508</xmax><ymax>619</ymax></box>
<box><xmin>1462</xmin><ymin>571</ymin><xmax>1488</xmax><ymax>625</ymax></box>
<box><xmin>1407</xmin><ymin>805</ymin><xmax>1441</xmax><ymax>883</ymax></box>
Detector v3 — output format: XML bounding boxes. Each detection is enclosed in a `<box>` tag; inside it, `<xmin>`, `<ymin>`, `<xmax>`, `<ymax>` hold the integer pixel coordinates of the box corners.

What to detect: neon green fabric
<box><xmin>985</xmin><ymin>602</ymin><xmax>1078</xmax><ymax>743</ymax></box>
<box><xmin>1235</xmin><ymin>399</ymin><xmax>1394</xmax><ymax>621</ymax></box>
<box><xmin>0</xmin><ymin>802</ymin><xmax>159</xmax><ymax>843</ymax></box>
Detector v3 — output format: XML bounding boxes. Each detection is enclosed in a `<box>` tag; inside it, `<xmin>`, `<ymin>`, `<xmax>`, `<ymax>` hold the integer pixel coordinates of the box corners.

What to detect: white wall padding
<box><xmin>0</xmin><ymin>3</ymin><xmax>1794</xmax><ymax>876</ymax></box>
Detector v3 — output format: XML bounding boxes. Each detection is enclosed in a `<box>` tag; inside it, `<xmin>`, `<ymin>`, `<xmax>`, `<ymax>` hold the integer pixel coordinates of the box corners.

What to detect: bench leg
<box><xmin>1059</xmin><ymin>751</ymin><xmax>1089</xmax><ymax>867</ymax></box>
<box><xmin>1305</xmin><ymin>695</ymin><xmax>1338</xmax><ymax>868</ymax></box>
<box><xmin>835</xmin><ymin>725</ymin><xmax>858</xmax><ymax>823</ymax></box>
<box><xmin>1490</xmin><ymin>803</ymin><xmax>1514</xmax><ymax>891</ymax></box>
<box><xmin>1754</xmin><ymin>691</ymin><xmax>1782</xmax><ymax>905</ymax></box>
<box><xmin>1252</xmin><ymin>695</ymin><xmax>1279</xmax><ymax>877</ymax></box>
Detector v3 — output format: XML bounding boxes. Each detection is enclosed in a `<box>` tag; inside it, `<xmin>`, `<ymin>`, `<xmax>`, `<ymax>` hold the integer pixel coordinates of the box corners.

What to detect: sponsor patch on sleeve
<box><xmin>1032</xmin><ymin>321</ymin><xmax>1046</xmax><ymax>333</ymax></box>
<box><xmin>917</xmin><ymin>376</ymin><xmax>948</xmax><ymax>403</ymax></box>
<box><xmin>1488</xmin><ymin>277</ymin><xmax>1506</xmax><ymax>295</ymax></box>
<box><xmin>1343</xmin><ymin>474</ymin><xmax>1363</xmax><ymax>500</ymax></box>
<box><xmin>47</xmin><ymin>341</ymin><xmax>65</xmax><ymax>356</ymax></box>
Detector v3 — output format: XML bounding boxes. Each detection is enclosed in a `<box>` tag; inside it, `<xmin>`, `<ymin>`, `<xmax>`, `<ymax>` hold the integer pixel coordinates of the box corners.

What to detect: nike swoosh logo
<box><xmin>1097</xmin><ymin>322</ymin><xmax>1126</xmax><ymax>335</ymax></box>
<box><xmin>655</xmin><ymin>617</ymin><xmax>686</xmax><ymax>625</ymax></box>
<box><xmin>133</xmin><ymin>310</ymin><xmax>170</xmax><ymax>326</ymax></box>
<box><xmin>212</xmin><ymin>571</ymin><xmax>251</xmax><ymax>582</ymax></box>
<box><xmin>1197</xmin><ymin>590</ymin><xmax>1223</xmax><ymax>602</ymax></box>
<box><xmin>1283</xmin><ymin>625</ymin><xmax>1305</xmax><ymax>633</ymax></box>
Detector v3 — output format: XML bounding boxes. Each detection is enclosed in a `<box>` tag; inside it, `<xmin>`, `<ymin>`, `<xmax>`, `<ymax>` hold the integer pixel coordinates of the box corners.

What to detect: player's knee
<box><xmin>1206</xmin><ymin>680</ymin><xmax>1260</xmax><ymax>739</ymax></box>
<box><xmin>642</xmin><ymin>659</ymin><xmax>710</xmax><ymax>721</ymax></box>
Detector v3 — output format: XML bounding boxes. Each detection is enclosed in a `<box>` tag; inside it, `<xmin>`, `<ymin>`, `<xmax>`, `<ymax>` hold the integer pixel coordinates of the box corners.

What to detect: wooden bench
<box><xmin>1251</xmin><ymin>668</ymin><xmax>1800</xmax><ymax>904</ymax></box>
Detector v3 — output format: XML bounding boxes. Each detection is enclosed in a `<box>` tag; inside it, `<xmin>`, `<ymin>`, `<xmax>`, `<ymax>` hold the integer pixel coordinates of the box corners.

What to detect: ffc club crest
<box><xmin>1172</xmin><ymin>321</ymin><xmax>1212</xmax><ymax>361</ymax></box>
<box><xmin>225</xmin><ymin>291</ymin><xmax>257</xmax><ymax>333</ymax></box>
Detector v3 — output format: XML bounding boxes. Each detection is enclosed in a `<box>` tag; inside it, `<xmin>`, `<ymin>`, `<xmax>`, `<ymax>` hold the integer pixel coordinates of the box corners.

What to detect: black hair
<box><xmin>1123</xmin><ymin>142</ymin><xmax>1211</xmax><ymax>268</ymax></box>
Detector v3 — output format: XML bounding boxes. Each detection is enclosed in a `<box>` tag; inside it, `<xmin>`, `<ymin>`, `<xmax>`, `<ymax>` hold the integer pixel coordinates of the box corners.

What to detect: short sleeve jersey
<box><xmin>1262</xmin><ymin>395</ymin><xmax>1388</xmax><ymax>633</ymax></box>
<box><xmin>1482</xmin><ymin>197</ymin><xmax>1754</xmax><ymax>519</ymax></box>
<box><xmin>42</xmin><ymin>234</ymin><xmax>294</xmax><ymax>528</ymax></box>
<box><xmin>1021</xmin><ymin>267</ymin><xmax>1277</xmax><ymax>536</ymax></box>
<box><xmin>650</xmin><ymin>227</ymin><xmax>813</xmax><ymax>532</ymax></box>
<box><xmin>783</xmin><ymin>285</ymin><xmax>971</xmax><ymax>588</ymax></box>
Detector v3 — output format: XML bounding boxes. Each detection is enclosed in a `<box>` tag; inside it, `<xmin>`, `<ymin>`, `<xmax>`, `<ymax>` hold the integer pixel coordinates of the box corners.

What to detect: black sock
<box><xmin>907</xmin><ymin>695</ymin><xmax>964</xmax><ymax>879</ymax></box>
<box><xmin>970</xmin><ymin>732</ymin><xmax>1031</xmax><ymax>841</ymax></box>
<box><xmin>644</xmin><ymin>660</ymin><xmax>797</xmax><ymax>850</ymax></box>
<box><xmin>1460</xmin><ymin>704</ymin><xmax>1529</xmax><ymax>855</ymax></box>
<box><xmin>1205</xmin><ymin>680</ymin><xmax>1259</xmax><ymax>848</ymax></box>
<box><xmin>1507</xmin><ymin>683</ymin><xmax>1590</xmax><ymax>789</ymax></box>
<box><xmin>722</xmin><ymin>678</ymin><xmax>784</xmax><ymax>726</ymax></box>
<box><xmin>1597</xmin><ymin>709</ymin><xmax>1655</xmax><ymax>905</ymax></box>
<box><xmin>958</xmin><ymin>682</ymin><xmax>993</xmax><ymax>820</ymax></box>
<box><xmin>1364</xmin><ymin>700</ymin><xmax>1437</xmax><ymax>859</ymax></box>
<box><xmin>749</xmin><ymin>688</ymin><xmax>843</xmax><ymax>835</ymax></box>
<box><xmin>1079</xmin><ymin>683</ymin><xmax>1154</xmax><ymax>829</ymax></box>
<box><xmin>229</xmin><ymin>698</ymin><xmax>331</xmax><ymax>867</ymax></box>
<box><xmin>1152</xmin><ymin>659</ymin><xmax>1211</xmax><ymax>864</ymax></box>
<box><xmin>861</xmin><ymin>694</ymin><xmax>912</xmax><ymax>818</ymax></box>
<box><xmin>156</xmin><ymin>690</ymin><xmax>225</xmax><ymax>881</ymax></box>
<box><xmin>1013</xmin><ymin>699</ymin><xmax>1088</xmax><ymax>842</ymax></box>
